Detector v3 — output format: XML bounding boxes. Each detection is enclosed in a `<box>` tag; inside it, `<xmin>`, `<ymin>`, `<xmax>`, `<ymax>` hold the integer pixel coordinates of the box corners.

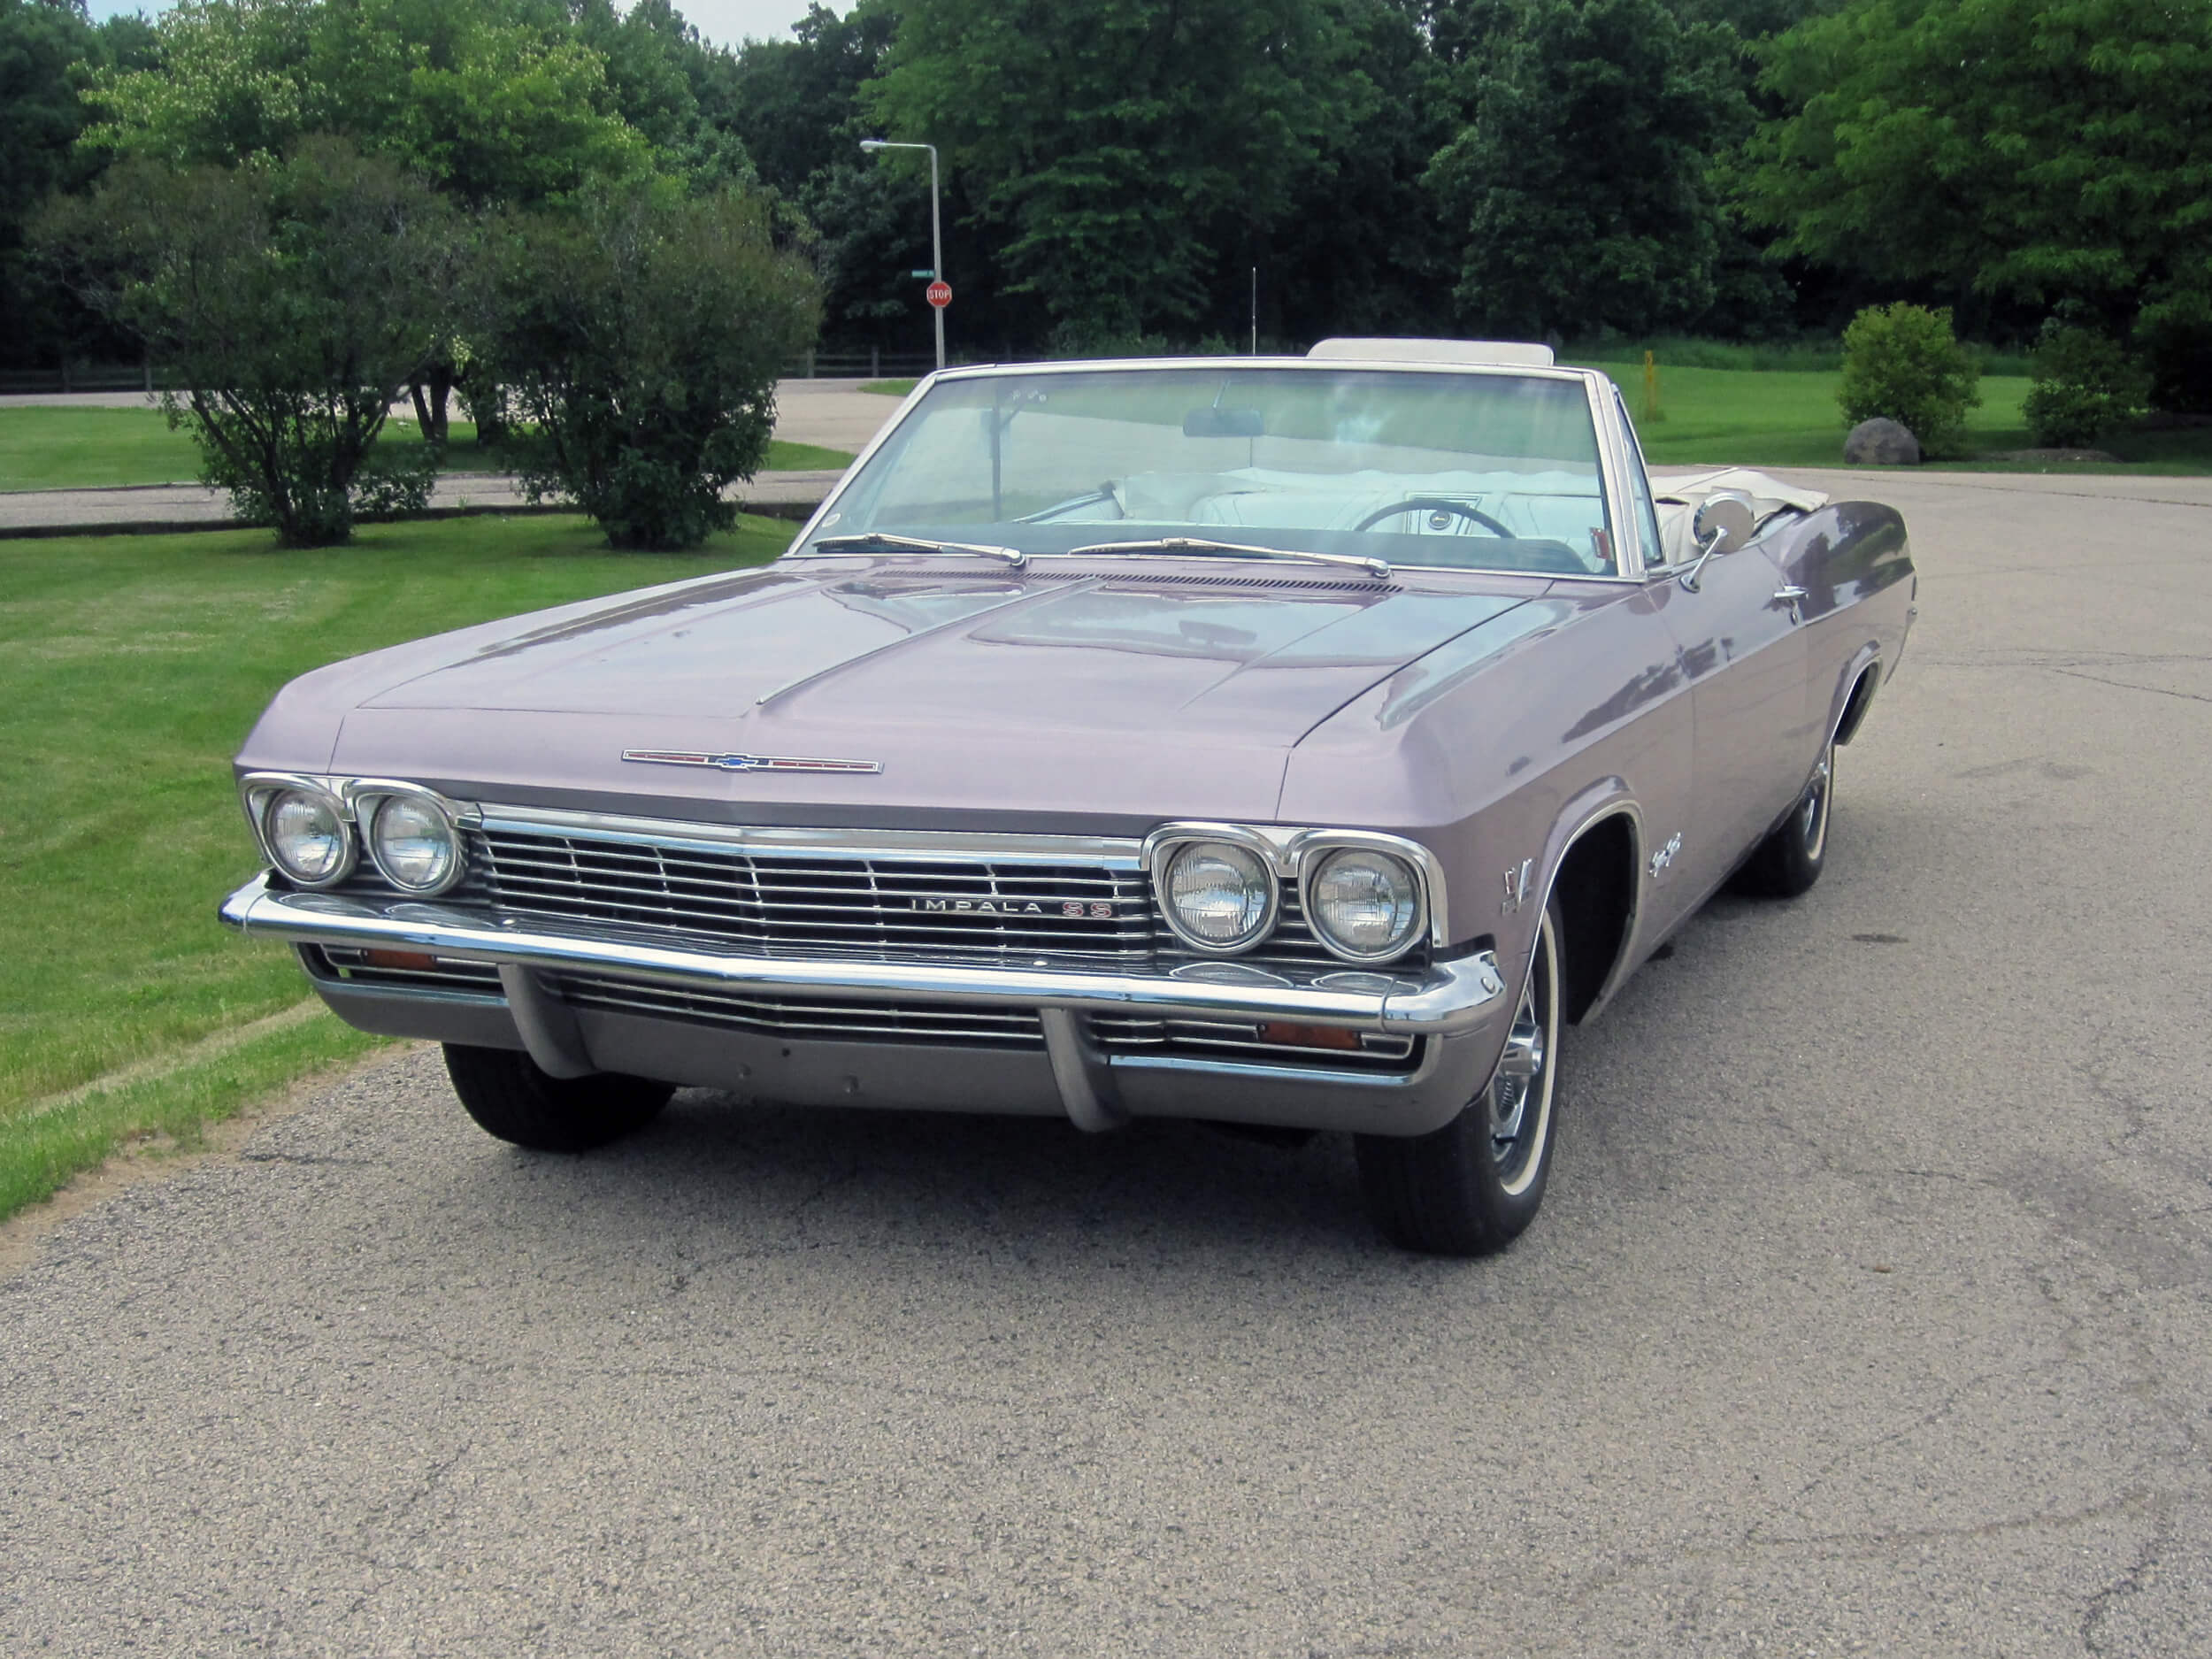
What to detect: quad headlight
<box><xmin>365</xmin><ymin>793</ymin><xmax>461</xmax><ymax>894</ymax></box>
<box><xmin>1304</xmin><ymin>847</ymin><xmax>1423</xmax><ymax>962</ymax></box>
<box><xmin>244</xmin><ymin>776</ymin><xmax>465</xmax><ymax>895</ymax></box>
<box><xmin>1159</xmin><ymin>839</ymin><xmax>1277</xmax><ymax>953</ymax></box>
<box><xmin>260</xmin><ymin>787</ymin><xmax>353</xmax><ymax>887</ymax></box>
<box><xmin>1148</xmin><ymin>826</ymin><xmax>1436</xmax><ymax>964</ymax></box>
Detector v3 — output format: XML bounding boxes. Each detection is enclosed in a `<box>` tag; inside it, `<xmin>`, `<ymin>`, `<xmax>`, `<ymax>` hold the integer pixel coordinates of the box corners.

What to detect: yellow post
<box><xmin>1641</xmin><ymin>349</ymin><xmax>1661</xmax><ymax>423</ymax></box>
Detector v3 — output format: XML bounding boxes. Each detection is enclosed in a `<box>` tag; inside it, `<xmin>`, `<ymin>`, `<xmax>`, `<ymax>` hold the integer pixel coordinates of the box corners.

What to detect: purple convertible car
<box><xmin>219</xmin><ymin>340</ymin><xmax>1914</xmax><ymax>1254</ymax></box>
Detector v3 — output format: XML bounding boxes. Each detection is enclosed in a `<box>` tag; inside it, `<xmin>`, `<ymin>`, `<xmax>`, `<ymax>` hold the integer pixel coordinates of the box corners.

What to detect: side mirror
<box><xmin>1680</xmin><ymin>490</ymin><xmax>1756</xmax><ymax>590</ymax></box>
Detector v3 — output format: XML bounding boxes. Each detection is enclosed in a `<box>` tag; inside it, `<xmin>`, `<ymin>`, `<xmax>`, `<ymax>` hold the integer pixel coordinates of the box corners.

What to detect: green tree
<box><xmin>727</xmin><ymin>1</ymin><xmax>895</xmax><ymax>198</ymax></box>
<box><xmin>1740</xmin><ymin>0</ymin><xmax>2212</xmax><ymax>397</ymax></box>
<box><xmin>39</xmin><ymin>140</ymin><xmax>465</xmax><ymax>546</ymax></box>
<box><xmin>1425</xmin><ymin>0</ymin><xmax>1755</xmax><ymax>341</ymax></box>
<box><xmin>81</xmin><ymin>0</ymin><xmax>666</xmax><ymax>439</ymax></box>
<box><xmin>488</xmin><ymin>186</ymin><xmax>821</xmax><ymax>550</ymax></box>
<box><xmin>0</xmin><ymin>0</ymin><xmax>157</xmax><ymax>369</ymax></box>
<box><xmin>81</xmin><ymin>0</ymin><xmax>653</xmax><ymax>203</ymax></box>
<box><xmin>864</xmin><ymin>0</ymin><xmax>1367</xmax><ymax>343</ymax></box>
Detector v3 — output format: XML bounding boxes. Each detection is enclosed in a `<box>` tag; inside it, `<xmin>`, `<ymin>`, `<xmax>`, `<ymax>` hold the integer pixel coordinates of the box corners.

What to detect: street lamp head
<box><xmin>858</xmin><ymin>139</ymin><xmax>888</xmax><ymax>151</ymax></box>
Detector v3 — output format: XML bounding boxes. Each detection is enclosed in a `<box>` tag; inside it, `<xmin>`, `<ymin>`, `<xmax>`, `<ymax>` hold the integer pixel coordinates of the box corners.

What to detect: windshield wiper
<box><xmin>799</xmin><ymin>532</ymin><xmax>1028</xmax><ymax>568</ymax></box>
<box><xmin>1064</xmin><ymin>535</ymin><xmax>1390</xmax><ymax>580</ymax></box>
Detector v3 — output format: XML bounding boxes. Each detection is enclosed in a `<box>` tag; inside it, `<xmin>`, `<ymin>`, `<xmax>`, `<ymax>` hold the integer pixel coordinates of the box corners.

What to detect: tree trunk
<box><xmin>410</xmin><ymin>380</ymin><xmax>434</xmax><ymax>433</ymax></box>
<box><xmin>426</xmin><ymin>364</ymin><xmax>452</xmax><ymax>443</ymax></box>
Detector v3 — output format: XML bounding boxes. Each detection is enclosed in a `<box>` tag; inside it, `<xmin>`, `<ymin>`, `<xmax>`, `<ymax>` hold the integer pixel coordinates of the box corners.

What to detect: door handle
<box><xmin>1772</xmin><ymin>584</ymin><xmax>1808</xmax><ymax>621</ymax></box>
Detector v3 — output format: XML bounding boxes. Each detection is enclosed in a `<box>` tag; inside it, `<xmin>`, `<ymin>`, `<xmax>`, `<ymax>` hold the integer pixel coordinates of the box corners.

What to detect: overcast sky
<box><xmin>83</xmin><ymin>0</ymin><xmax>821</xmax><ymax>50</ymax></box>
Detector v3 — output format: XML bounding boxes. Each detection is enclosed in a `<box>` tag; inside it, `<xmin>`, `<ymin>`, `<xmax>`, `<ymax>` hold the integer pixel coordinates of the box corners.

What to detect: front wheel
<box><xmin>1355</xmin><ymin>897</ymin><xmax>1563</xmax><ymax>1256</ymax></box>
<box><xmin>443</xmin><ymin>1044</ymin><xmax>674</xmax><ymax>1152</ymax></box>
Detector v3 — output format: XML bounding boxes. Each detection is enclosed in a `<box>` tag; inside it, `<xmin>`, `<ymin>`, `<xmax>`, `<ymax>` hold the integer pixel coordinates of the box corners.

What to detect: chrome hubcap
<box><xmin>1800</xmin><ymin>749</ymin><xmax>1832</xmax><ymax>859</ymax></box>
<box><xmin>1488</xmin><ymin>918</ymin><xmax>1555</xmax><ymax>1191</ymax></box>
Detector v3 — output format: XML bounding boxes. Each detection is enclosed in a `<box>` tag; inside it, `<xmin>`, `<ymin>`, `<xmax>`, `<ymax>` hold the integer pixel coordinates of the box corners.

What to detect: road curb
<box><xmin>0</xmin><ymin>498</ymin><xmax>822</xmax><ymax>541</ymax></box>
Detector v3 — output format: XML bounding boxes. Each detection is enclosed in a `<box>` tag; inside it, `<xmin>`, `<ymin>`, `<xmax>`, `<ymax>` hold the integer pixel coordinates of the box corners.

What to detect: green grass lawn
<box><xmin>0</xmin><ymin>406</ymin><xmax>852</xmax><ymax>492</ymax></box>
<box><xmin>0</xmin><ymin>511</ymin><xmax>788</xmax><ymax>1219</ymax></box>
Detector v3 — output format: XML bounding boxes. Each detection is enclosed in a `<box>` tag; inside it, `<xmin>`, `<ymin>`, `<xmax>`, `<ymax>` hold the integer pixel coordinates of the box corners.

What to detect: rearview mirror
<box><xmin>1183</xmin><ymin>406</ymin><xmax>1264</xmax><ymax>438</ymax></box>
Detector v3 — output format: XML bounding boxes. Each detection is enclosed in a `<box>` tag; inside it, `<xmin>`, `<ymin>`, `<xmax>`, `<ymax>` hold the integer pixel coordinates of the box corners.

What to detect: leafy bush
<box><xmin>2022</xmin><ymin>324</ymin><xmax>2150</xmax><ymax>448</ymax></box>
<box><xmin>2136</xmin><ymin>288</ymin><xmax>2212</xmax><ymax>415</ymax></box>
<box><xmin>490</xmin><ymin>186</ymin><xmax>821</xmax><ymax>550</ymax></box>
<box><xmin>37</xmin><ymin>140</ymin><xmax>461</xmax><ymax>547</ymax></box>
<box><xmin>1838</xmin><ymin>303</ymin><xmax>1980</xmax><ymax>457</ymax></box>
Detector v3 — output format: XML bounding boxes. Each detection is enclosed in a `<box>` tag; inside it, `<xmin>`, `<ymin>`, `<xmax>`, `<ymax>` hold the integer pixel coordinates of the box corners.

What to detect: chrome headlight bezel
<box><xmin>360</xmin><ymin>787</ymin><xmax>465</xmax><ymax>895</ymax></box>
<box><xmin>247</xmin><ymin>779</ymin><xmax>356</xmax><ymax>890</ymax></box>
<box><xmin>1148</xmin><ymin>826</ymin><xmax>1281</xmax><ymax>956</ymax></box>
<box><xmin>240</xmin><ymin>772</ymin><xmax>472</xmax><ymax>895</ymax></box>
<box><xmin>1300</xmin><ymin>843</ymin><xmax>1425</xmax><ymax>964</ymax></box>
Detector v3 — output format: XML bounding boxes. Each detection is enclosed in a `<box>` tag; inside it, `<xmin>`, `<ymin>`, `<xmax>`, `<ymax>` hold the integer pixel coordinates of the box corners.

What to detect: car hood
<box><xmin>275</xmin><ymin>561</ymin><xmax>1542</xmax><ymax>823</ymax></box>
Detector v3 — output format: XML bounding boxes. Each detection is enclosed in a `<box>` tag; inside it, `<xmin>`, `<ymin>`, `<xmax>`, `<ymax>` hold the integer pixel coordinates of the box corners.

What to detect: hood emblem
<box><xmin>622</xmin><ymin>749</ymin><xmax>883</xmax><ymax>775</ymax></box>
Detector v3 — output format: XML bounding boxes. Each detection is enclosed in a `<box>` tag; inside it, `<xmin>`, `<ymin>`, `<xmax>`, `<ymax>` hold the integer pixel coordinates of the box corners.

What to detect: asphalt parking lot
<box><xmin>3</xmin><ymin>469</ymin><xmax>2208</xmax><ymax>1655</ymax></box>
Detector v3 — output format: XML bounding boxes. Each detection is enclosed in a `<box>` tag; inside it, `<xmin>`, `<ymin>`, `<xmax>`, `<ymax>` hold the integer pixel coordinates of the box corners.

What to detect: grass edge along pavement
<box><xmin>0</xmin><ymin>406</ymin><xmax>854</xmax><ymax>494</ymax></box>
<box><xmin>0</xmin><ymin>512</ymin><xmax>788</xmax><ymax>1226</ymax></box>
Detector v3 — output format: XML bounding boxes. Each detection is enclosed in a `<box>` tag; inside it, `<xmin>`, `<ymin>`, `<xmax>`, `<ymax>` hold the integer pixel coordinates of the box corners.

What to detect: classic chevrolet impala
<box><xmin>219</xmin><ymin>339</ymin><xmax>1914</xmax><ymax>1254</ymax></box>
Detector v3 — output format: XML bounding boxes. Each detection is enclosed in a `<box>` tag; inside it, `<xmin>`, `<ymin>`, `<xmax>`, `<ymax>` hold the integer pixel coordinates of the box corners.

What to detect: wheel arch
<box><xmin>1530</xmin><ymin>786</ymin><xmax>1644</xmax><ymax>1027</ymax></box>
<box><xmin>1830</xmin><ymin>647</ymin><xmax>1884</xmax><ymax>747</ymax></box>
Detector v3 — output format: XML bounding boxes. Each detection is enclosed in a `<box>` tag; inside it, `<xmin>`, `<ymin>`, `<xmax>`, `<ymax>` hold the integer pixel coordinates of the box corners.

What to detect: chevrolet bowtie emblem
<box><xmin>621</xmin><ymin>749</ymin><xmax>883</xmax><ymax>774</ymax></box>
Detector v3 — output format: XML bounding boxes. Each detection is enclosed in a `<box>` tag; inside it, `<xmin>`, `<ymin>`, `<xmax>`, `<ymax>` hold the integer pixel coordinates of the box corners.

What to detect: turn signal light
<box><xmin>1257</xmin><ymin>1021</ymin><xmax>1363</xmax><ymax>1052</ymax></box>
<box><xmin>364</xmin><ymin>949</ymin><xmax>439</xmax><ymax>971</ymax></box>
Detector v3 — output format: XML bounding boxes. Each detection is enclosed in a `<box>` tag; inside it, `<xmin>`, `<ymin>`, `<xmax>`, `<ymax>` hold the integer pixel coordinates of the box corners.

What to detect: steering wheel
<box><xmin>1352</xmin><ymin>496</ymin><xmax>1516</xmax><ymax>537</ymax></box>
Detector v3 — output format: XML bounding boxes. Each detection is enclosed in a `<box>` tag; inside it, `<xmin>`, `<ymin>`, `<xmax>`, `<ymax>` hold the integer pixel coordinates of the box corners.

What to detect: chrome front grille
<box><xmin>556</xmin><ymin>972</ymin><xmax>1042</xmax><ymax>1048</ymax></box>
<box><xmin>463</xmin><ymin>826</ymin><xmax>1152</xmax><ymax>966</ymax></box>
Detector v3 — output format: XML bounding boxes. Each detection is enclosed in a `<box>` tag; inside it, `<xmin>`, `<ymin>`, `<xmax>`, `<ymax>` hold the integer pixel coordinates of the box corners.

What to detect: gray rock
<box><xmin>1844</xmin><ymin>417</ymin><xmax>1921</xmax><ymax>465</ymax></box>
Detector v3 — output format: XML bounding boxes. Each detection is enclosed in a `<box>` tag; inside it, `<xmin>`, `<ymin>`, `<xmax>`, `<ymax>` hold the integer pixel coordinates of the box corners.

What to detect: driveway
<box><xmin>2</xmin><ymin>469</ymin><xmax>2207</xmax><ymax>1655</ymax></box>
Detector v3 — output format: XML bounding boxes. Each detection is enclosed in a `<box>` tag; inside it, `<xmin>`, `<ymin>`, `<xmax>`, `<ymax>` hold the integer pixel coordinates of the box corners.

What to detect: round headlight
<box><xmin>264</xmin><ymin>789</ymin><xmax>351</xmax><ymax>887</ymax></box>
<box><xmin>1162</xmin><ymin>840</ymin><xmax>1276</xmax><ymax>952</ymax></box>
<box><xmin>367</xmin><ymin>795</ymin><xmax>459</xmax><ymax>893</ymax></box>
<box><xmin>1308</xmin><ymin>848</ymin><xmax>1422</xmax><ymax>961</ymax></box>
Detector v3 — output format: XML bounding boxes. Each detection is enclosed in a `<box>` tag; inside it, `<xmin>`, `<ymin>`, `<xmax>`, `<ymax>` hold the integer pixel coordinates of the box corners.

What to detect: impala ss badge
<box><xmin>1649</xmin><ymin>832</ymin><xmax>1684</xmax><ymax>877</ymax></box>
<box><xmin>912</xmin><ymin>897</ymin><xmax>1118</xmax><ymax>918</ymax></box>
<box><xmin>622</xmin><ymin>749</ymin><xmax>882</xmax><ymax>774</ymax></box>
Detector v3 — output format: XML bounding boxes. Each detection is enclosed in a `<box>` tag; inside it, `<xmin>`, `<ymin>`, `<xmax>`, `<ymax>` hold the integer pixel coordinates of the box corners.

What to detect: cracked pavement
<box><xmin>2</xmin><ymin>469</ymin><xmax>2208</xmax><ymax>1655</ymax></box>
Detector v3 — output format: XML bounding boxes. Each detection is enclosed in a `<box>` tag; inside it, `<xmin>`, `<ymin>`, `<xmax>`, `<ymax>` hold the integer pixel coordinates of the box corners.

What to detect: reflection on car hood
<box><xmin>315</xmin><ymin>561</ymin><xmax>1540</xmax><ymax>820</ymax></box>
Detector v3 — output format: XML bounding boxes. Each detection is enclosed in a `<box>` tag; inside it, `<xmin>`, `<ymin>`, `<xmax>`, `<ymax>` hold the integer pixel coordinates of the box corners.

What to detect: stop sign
<box><xmin>926</xmin><ymin>279</ymin><xmax>952</xmax><ymax>309</ymax></box>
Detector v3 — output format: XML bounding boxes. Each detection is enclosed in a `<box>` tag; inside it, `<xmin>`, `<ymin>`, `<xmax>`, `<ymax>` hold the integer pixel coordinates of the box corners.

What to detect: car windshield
<box><xmin>800</xmin><ymin>365</ymin><xmax>1618</xmax><ymax>577</ymax></box>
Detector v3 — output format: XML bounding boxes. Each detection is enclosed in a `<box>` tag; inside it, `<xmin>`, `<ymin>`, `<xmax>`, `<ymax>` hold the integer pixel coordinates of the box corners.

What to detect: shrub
<box><xmin>2022</xmin><ymin>324</ymin><xmax>2150</xmax><ymax>448</ymax></box>
<box><xmin>36</xmin><ymin>141</ymin><xmax>462</xmax><ymax>547</ymax></box>
<box><xmin>490</xmin><ymin>186</ymin><xmax>821</xmax><ymax>551</ymax></box>
<box><xmin>2136</xmin><ymin>288</ymin><xmax>2212</xmax><ymax>415</ymax></box>
<box><xmin>1838</xmin><ymin>303</ymin><xmax>1980</xmax><ymax>457</ymax></box>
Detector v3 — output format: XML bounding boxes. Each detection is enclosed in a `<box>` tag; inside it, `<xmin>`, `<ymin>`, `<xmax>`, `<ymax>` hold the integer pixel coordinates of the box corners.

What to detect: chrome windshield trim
<box><xmin>785</xmin><ymin>359</ymin><xmax>1629</xmax><ymax>583</ymax></box>
<box><xmin>1063</xmin><ymin>537</ymin><xmax>1391</xmax><ymax>580</ymax></box>
<box><xmin>219</xmin><ymin>874</ymin><xmax>1509</xmax><ymax>1038</ymax></box>
<box><xmin>473</xmin><ymin>803</ymin><xmax>1148</xmax><ymax>868</ymax></box>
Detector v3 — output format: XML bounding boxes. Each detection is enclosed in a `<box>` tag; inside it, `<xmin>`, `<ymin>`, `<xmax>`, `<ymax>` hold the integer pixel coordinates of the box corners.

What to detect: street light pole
<box><xmin>859</xmin><ymin>138</ymin><xmax>945</xmax><ymax>372</ymax></box>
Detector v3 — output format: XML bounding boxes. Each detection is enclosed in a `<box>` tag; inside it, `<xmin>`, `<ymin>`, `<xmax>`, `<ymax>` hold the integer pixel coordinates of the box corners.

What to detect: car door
<box><xmin>1655</xmin><ymin>532</ymin><xmax>1809</xmax><ymax>895</ymax></box>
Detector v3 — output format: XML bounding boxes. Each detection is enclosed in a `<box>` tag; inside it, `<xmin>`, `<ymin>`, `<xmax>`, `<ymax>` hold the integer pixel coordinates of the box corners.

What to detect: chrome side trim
<box><xmin>219</xmin><ymin>875</ymin><xmax>1509</xmax><ymax>1038</ymax></box>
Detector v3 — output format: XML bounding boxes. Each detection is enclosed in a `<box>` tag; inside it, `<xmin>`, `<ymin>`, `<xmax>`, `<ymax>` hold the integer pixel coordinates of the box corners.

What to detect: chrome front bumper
<box><xmin>220</xmin><ymin>873</ymin><xmax>1514</xmax><ymax>1135</ymax></box>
